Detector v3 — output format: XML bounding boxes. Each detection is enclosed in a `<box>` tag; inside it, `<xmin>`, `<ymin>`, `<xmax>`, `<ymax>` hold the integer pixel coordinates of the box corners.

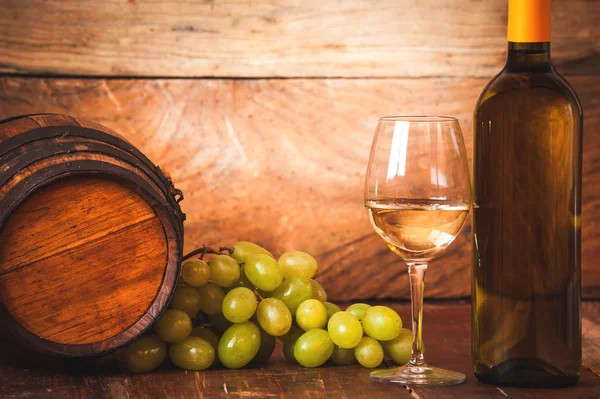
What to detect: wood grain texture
<box><xmin>0</xmin><ymin>114</ymin><xmax>185</xmax><ymax>356</ymax></box>
<box><xmin>582</xmin><ymin>301</ymin><xmax>600</xmax><ymax>379</ymax></box>
<box><xmin>0</xmin><ymin>77</ymin><xmax>598</xmax><ymax>301</ymax></box>
<box><xmin>0</xmin><ymin>302</ymin><xmax>599</xmax><ymax>398</ymax></box>
<box><xmin>0</xmin><ymin>177</ymin><xmax>166</xmax><ymax>345</ymax></box>
<box><xmin>0</xmin><ymin>0</ymin><xmax>598</xmax><ymax>78</ymax></box>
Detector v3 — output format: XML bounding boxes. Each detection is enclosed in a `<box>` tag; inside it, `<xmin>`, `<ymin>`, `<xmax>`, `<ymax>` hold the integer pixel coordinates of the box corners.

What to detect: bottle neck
<box><xmin>505</xmin><ymin>42</ymin><xmax>552</xmax><ymax>72</ymax></box>
<box><xmin>505</xmin><ymin>0</ymin><xmax>551</xmax><ymax>72</ymax></box>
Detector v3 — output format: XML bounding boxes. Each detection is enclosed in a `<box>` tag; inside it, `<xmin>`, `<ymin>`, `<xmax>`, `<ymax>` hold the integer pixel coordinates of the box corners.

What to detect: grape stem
<box><xmin>254</xmin><ymin>289</ymin><xmax>265</xmax><ymax>301</ymax></box>
<box><xmin>220</xmin><ymin>246</ymin><xmax>235</xmax><ymax>255</ymax></box>
<box><xmin>182</xmin><ymin>245</ymin><xmax>226</xmax><ymax>261</ymax></box>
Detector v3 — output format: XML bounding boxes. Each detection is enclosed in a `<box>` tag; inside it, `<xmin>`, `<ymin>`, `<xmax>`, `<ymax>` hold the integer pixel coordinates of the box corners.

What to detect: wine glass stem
<box><xmin>407</xmin><ymin>262</ymin><xmax>427</xmax><ymax>366</ymax></box>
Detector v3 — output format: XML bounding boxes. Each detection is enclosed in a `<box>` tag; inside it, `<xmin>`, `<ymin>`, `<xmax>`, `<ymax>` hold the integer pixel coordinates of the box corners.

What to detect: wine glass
<box><xmin>364</xmin><ymin>116</ymin><xmax>471</xmax><ymax>385</ymax></box>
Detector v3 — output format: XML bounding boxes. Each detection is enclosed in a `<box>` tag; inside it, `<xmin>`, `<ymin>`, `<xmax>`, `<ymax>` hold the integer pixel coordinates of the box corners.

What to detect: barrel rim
<box><xmin>0</xmin><ymin>122</ymin><xmax>184</xmax><ymax>222</ymax></box>
<box><xmin>0</xmin><ymin>134</ymin><xmax>184</xmax><ymax>237</ymax></box>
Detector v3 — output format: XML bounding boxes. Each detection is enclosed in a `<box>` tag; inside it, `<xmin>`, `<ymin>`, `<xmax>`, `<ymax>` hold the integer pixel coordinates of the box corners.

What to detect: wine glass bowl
<box><xmin>364</xmin><ymin>116</ymin><xmax>471</xmax><ymax>385</ymax></box>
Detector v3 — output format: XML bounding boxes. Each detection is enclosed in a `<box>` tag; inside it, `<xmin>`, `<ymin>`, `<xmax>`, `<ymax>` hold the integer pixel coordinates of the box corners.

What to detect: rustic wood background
<box><xmin>0</xmin><ymin>0</ymin><xmax>598</xmax><ymax>301</ymax></box>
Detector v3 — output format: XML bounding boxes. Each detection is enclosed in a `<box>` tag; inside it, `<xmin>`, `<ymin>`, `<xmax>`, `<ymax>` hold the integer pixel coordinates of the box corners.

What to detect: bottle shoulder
<box><xmin>551</xmin><ymin>68</ymin><xmax>583</xmax><ymax>115</ymax></box>
<box><xmin>475</xmin><ymin>67</ymin><xmax>583</xmax><ymax>117</ymax></box>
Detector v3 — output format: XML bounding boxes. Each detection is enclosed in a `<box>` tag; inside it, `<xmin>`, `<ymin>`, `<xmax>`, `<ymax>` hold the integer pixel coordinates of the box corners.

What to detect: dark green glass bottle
<box><xmin>472</xmin><ymin>0</ymin><xmax>582</xmax><ymax>387</ymax></box>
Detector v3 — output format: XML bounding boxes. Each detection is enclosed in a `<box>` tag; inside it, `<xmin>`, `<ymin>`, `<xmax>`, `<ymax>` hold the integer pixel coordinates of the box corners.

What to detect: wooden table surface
<box><xmin>1</xmin><ymin>301</ymin><xmax>599</xmax><ymax>399</ymax></box>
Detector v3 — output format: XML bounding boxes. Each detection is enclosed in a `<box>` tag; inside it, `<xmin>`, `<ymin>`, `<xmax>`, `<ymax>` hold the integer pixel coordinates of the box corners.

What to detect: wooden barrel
<box><xmin>0</xmin><ymin>114</ymin><xmax>185</xmax><ymax>357</ymax></box>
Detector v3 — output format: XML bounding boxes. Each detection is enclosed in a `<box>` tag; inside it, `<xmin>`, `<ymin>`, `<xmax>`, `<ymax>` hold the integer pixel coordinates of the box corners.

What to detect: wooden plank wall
<box><xmin>0</xmin><ymin>0</ymin><xmax>598</xmax><ymax>301</ymax></box>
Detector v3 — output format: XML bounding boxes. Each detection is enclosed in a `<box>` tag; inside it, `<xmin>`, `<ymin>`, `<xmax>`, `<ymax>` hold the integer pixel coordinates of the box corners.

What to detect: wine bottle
<box><xmin>472</xmin><ymin>0</ymin><xmax>582</xmax><ymax>387</ymax></box>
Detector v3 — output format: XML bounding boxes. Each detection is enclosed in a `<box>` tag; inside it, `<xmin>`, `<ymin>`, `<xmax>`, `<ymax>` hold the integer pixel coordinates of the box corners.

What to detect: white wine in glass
<box><xmin>364</xmin><ymin>116</ymin><xmax>471</xmax><ymax>386</ymax></box>
<box><xmin>366</xmin><ymin>199</ymin><xmax>470</xmax><ymax>262</ymax></box>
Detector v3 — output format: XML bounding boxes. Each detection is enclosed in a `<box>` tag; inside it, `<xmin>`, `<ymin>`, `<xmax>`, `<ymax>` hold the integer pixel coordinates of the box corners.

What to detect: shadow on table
<box><xmin>0</xmin><ymin>323</ymin><xmax>124</xmax><ymax>376</ymax></box>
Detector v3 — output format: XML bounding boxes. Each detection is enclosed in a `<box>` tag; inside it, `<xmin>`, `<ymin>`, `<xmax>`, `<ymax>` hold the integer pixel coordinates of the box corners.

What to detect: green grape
<box><xmin>153</xmin><ymin>309</ymin><xmax>192</xmax><ymax>343</ymax></box>
<box><xmin>231</xmin><ymin>241</ymin><xmax>274</xmax><ymax>263</ymax></box>
<box><xmin>330</xmin><ymin>345</ymin><xmax>356</xmax><ymax>366</ymax></box>
<box><xmin>346</xmin><ymin>303</ymin><xmax>371</xmax><ymax>322</ymax></box>
<box><xmin>198</xmin><ymin>282</ymin><xmax>225</xmax><ymax>315</ymax></box>
<box><xmin>180</xmin><ymin>259</ymin><xmax>211</xmax><ymax>287</ymax></box>
<box><xmin>256</xmin><ymin>298</ymin><xmax>292</xmax><ymax>336</ymax></box>
<box><xmin>310</xmin><ymin>279</ymin><xmax>327</xmax><ymax>302</ymax></box>
<box><xmin>381</xmin><ymin>328</ymin><xmax>413</xmax><ymax>365</ymax></box>
<box><xmin>209</xmin><ymin>255</ymin><xmax>240</xmax><ymax>287</ymax></box>
<box><xmin>221</xmin><ymin>287</ymin><xmax>257</xmax><ymax>323</ymax></box>
<box><xmin>324</xmin><ymin>302</ymin><xmax>342</xmax><ymax>319</ymax></box>
<box><xmin>252</xmin><ymin>327</ymin><xmax>277</xmax><ymax>364</ymax></box>
<box><xmin>327</xmin><ymin>311</ymin><xmax>363</xmax><ymax>348</ymax></box>
<box><xmin>170</xmin><ymin>286</ymin><xmax>203</xmax><ymax>318</ymax></box>
<box><xmin>125</xmin><ymin>335</ymin><xmax>167</xmax><ymax>373</ymax></box>
<box><xmin>169</xmin><ymin>336</ymin><xmax>215</xmax><ymax>371</ymax></box>
<box><xmin>271</xmin><ymin>276</ymin><xmax>312</xmax><ymax>314</ymax></box>
<box><xmin>278</xmin><ymin>251</ymin><xmax>318</xmax><ymax>279</ymax></box>
<box><xmin>362</xmin><ymin>306</ymin><xmax>403</xmax><ymax>341</ymax></box>
<box><xmin>244</xmin><ymin>254</ymin><xmax>283</xmax><ymax>291</ymax></box>
<box><xmin>218</xmin><ymin>321</ymin><xmax>261</xmax><ymax>369</ymax></box>
<box><xmin>294</xmin><ymin>329</ymin><xmax>334</xmax><ymax>368</ymax></box>
<box><xmin>354</xmin><ymin>336</ymin><xmax>384</xmax><ymax>368</ymax></box>
<box><xmin>295</xmin><ymin>299</ymin><xmax>328</xmax><ymax>331</ymax></box>
<box><xmin>208</xmin><ymin>312</ymin><xmax>233</xmax><ymax>332</ymax></box>
<box><xmin>283</xmin><ymin>326</ymin><xmax>304</xmax><ymax>363</ymax></box>
<box><xmin>190</xmin><ymin>326</ymin><xmax>220</xmax><ymax>352</ymax></box>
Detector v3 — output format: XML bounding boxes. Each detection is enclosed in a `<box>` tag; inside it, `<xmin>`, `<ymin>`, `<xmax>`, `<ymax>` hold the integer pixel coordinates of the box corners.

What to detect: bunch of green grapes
<box><xmin>124</xmin><ymin>242</ymin><xmax>413</xmax><ymax>373</ymax></box>
<box><xmin>287</xmin><ymin>301</ymin><xmax>411</xmax><ymax>369</ymax></box>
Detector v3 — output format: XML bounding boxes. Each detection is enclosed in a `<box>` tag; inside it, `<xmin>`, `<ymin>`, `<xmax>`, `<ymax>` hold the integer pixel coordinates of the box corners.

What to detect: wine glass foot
<box><xmin>370</xmin><ymin>363</ymin><xmax>466</xmax><ymax>386</ymax></box>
